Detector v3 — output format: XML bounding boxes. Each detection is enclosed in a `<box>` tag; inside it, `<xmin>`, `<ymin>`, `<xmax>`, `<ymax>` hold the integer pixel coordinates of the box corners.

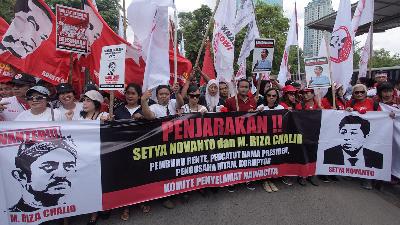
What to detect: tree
<box><xmin>354</xmin><ymin>43</ymin><xmax>400</xmax><ymax>69</ymax></box>
<box><xmin>0</xmin><ymin>0</ymin><xmax>120</xmax><ymax>32</ymax></box>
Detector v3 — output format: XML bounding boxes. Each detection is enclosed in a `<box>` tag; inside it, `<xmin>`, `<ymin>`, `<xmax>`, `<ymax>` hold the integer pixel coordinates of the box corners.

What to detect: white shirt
<box><xmin>0</xmin><ymin>96</ymin><xmax>27</xmax><ymax>121</ymax></box>
<box><xmin>79</xmin><ymin>111</ymin><xmax>109</xmax><ymax>121</ymax></box>
<box><xmin>58</xmin><ymin>102</ymin><xmax>83</xmax><ymax>121</ymax></box>
<box><xmin>15</xmin><ymin>108</ymin><xmax>63</xmax><ymax>121</ymax></box>
<box><xmin>181</xmin><ymin>104</ymin><xmax>208</xmax><ymax>113</ymax></box>
<box><xmin>343</xmin><ymin>148</ymin><xmax>365</xmax><ymax>168</ymax></box>
<box><xmin>149</xmin><ymin>99</ymin><xmax>177</xmax><ymax>118</ymax></box>
<box><xmin>367</xmin><ymin>88</ymin><xmax>377</xmax><ymax>97</ymax></box>
<box><xmin>257</xmin><ymin>104</ymin><xmax>285</xmax><ymax>111</ymax></box>
<box><xmin>126</xmin><ymin>105</ymin><xmax>141</xmax><ymax>116</ymax></box>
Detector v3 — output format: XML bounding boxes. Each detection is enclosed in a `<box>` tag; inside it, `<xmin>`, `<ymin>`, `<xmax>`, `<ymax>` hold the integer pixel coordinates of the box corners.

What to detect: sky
<box><xmin>122</xmin><ymin>0</ymin><xmax>400</xmax><ymax>55</ymax></box>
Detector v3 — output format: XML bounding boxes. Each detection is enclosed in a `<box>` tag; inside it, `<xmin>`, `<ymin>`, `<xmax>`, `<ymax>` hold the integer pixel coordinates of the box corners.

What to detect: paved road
<box><xmin>62</xmin><ymin>179</ymin><xmax>399</xmax><ymax>225</ymax></box>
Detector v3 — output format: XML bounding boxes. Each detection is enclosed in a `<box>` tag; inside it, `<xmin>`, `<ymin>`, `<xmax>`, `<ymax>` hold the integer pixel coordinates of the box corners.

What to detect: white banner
<box><xmin>237</xmin><ymin>19</ymin><xmax>260</xmax><ymax>66</ymax></box>
<box><xmin>99</xmin><ymin>44</ymin><xmax>126</xmax><ymax>90</ymax></box>
<box><xmin>252</xmin><ymin>38</ymin><xmax>275</xmax><ymax>73</ymax></box>
<box><xmin>234</xmin><ymin>0</ymin><xmax>254</xmax><ymax>35</ymax></box>
<box><xmin>0</xmin><ymin>121</ymin><xmax>102</xmax><ymax>225</ymax></box>
<box><xmin>316</xmin><ymin>110</ymin><xmax>393</xmax><ymax>181</ymax></box>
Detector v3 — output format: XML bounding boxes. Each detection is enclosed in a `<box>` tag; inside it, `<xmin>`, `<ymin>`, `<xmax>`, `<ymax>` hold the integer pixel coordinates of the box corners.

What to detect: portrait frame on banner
<box><xmin>252</xmin><ymin>38</ymin><xmax>275</xmax><ymax>73</ymax></box>
<box><xmin>55</xmin><ymin>4</ymin><xmax>89</xmax><ymax>54</ymax></box>
<box><xmin>304</xmin><ymin>57</ymin><xmax>331</xmax><ymax>88</ymax></box>
<box><xmin>99</xmin><ymin>44</ymin><xmax>126</xmax><ymax>91</ymax></box>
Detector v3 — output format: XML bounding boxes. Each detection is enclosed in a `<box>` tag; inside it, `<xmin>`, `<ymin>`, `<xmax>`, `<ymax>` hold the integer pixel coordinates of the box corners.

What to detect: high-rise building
<box><xmin>259</xmin><ymin>0</ymin><xmax>283</xmax><ymax>6</ymax></box>
<box><xmin>304</xmin><ymin>0</ymin><xmax>333</xmax><ymax>57</ymax></box>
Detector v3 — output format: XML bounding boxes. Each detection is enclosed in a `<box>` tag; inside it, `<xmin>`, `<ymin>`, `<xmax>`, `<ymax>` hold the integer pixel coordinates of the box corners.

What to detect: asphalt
<box><xmin>55</xmin><ymin>178</ymin><xmax>400</xmax><ymax>225</ymax></box>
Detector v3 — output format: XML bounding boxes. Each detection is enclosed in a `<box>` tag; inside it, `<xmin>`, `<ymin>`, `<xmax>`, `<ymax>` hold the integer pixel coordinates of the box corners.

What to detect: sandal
<box><xmin>262</xmin><ymin>181</ymin><xmax>272</xmax><ymax>193</ymax></box>
<box><xmin>120</xmin><ymin>208</ymin><xmax>130</xmax><ymax>221</ymax></box>
<box><xmin>140</xmin><ymin>204</ymin><xmax>151</xmax><ymax>213</ymax></box>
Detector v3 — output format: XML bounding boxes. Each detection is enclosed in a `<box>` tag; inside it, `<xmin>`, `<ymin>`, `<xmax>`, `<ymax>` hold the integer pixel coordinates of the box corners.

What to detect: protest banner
<box><xmin>0</xmin><ymin>110</ymin><xmax>395</xmax><ymax>224</ymax></box>
<box><xmin>0</xmin><ymin>62</ymin><xmax>16</xmax><ymax>82</ymax></box>
<box><xmin>56</xmin><ymin>5</ymin><xmax>89</xmax><ymax>54</ymax></box>
<box><xmin>0</xmin><ymin>121</ymin><xmax>102</xmax><ymax>225</ymax></box>
<box><xmin>252</xmin><ymin>38</ymin><xmax>275</xmax><ymax>73</ymax></box>
<box><xmin>316</xmin><ymin>110</ymin><xmax>393</xmax><ymax>181</ymax></box>
<box><xmin>304</xmin><ymin>57</ymin><xmax>332</xmax><ymax>88</ymax></box>
<box><xmin>99</xmin><ymin>44</ymin><xmax>126</xmax><ymax>91</ymax></box>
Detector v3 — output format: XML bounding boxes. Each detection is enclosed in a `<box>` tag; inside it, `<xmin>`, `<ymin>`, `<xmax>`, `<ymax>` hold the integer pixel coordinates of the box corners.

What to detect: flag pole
<box><xmin>173</xmin><ymin>1</ymin><xmax>178</xmax><ymax>84</ymax></box>
<box><xmin>123</xmin><ymin>0</ymin><xmax>127</xmax><ymax>40</ymax></box>
<box><xmin>194</xmin><ymin>0</ymin><xmax>221</xmax><ymax>69</ymax></box>
<box><xmin>295</xmin><ymin>2</ymin><xmax>301</xmax><ymax>82</ymax></box>
<box><xmin>368</xmin><ymin>22</ymin><xmax>374</xmax><ymax>78</ymax></box>
<box><xmin>324</xmin><ymin>31</ymin><xmax>336</xmax><ymax>109</ymax></box>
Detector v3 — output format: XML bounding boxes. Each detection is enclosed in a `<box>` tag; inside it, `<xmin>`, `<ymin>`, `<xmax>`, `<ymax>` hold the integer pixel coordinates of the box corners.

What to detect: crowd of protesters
<box><xmin>0</xmin><ymin>69</ymin><xmax>399</xmax><ymax>225</ymax></box>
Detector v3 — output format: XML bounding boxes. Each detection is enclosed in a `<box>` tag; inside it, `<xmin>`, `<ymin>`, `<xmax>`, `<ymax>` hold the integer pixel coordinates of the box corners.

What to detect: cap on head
<box><xmin>26</xmin><ymin>86</ymin><xmax>50</xmax><ymax>97</ymax></box>
<box><xmin>282</xmin><ymin>85</ymin><xmax>297</xmax><ymax>93</ymax></box>
<box><xmin>84</xmin><ymin>90</ymin><xmax>104</xmax><ymax>103</ymax></box>
<box><xmin>12</xmin><ymin>73</ymin><xmax>36</xmax><ymax>86</ymax></box>
<box><xmin>301</xmin><ymin>88</ymin><xmax>314</xmax><ymax>94</ymax></box>
<box><xmin>56</xmin><ymin>83</ymin><xmax>74</xmax><ymax>95</ymax></box>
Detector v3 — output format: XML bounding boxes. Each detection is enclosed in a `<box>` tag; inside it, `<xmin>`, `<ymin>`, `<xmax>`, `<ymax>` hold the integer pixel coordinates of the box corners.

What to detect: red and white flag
<box><xmin>359</xmin><ymin>26</ymin><xmax>373</xmax><ymax>78</ymax></box>
<box><xmin>235</xmin><ymin>0</ymin><xmax>254</xmax><ymax>35</ymax></box>
<box><xmin>329</xmin><ymin>0</ymin><xmax>353</xmax><ymax>90</ymax></box>
<box><xmin>201</xmin><ymin>39</ymin><xmax>216</xmax><ymax>86</ymax></box>
<box><xmin>212</xmin><ymin>0</ymin><xmax>236</xmax><ymax>82</ymax></box>
<box><xmin>352</xmin><ymin>0</ymin><xmax>374</xmax><ymax>35</ymax></box>
<box><xmin>0</xmin><ymin>0</ymin><xmax>71</xmax><ymax>84</ymax></box>
<box><xmin>277</xmin><ymin>2</ymin><xmax>298</xmax><ymax>84</ymax></box>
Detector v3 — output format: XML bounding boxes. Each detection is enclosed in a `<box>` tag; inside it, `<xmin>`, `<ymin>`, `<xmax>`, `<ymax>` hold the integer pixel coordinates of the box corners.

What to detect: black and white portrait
<box><xmin>0</xmin><ymin>0</ymin><xmax>52</xmax><ymax>58</ymax></box>
<box><xmin>9</xmin><ymin>138</ymin><xmax>77</xmax><ymax>212</ymax></box>
<box><xmin>323</xmin><ymin>115</ymin><xmax>383</xmax><ymax>169</ymax></box>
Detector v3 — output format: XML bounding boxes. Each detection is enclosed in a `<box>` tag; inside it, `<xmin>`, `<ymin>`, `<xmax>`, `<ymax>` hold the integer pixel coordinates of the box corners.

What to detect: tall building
<box><xmin>304</xmin><ymin>0</ymin><xmax>333</xmax><ymax>57</ymax></box>
<box><xmin>255</xmin><ymin>0</ymin><xmax>283</xmax><ymax>6</ymax></box>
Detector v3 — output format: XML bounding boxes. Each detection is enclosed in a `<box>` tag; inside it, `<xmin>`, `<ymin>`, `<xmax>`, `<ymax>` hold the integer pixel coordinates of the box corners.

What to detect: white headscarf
<box><xmin>205</xmin><ymin>79</ymin><xmax>220</xmax><ymax>112</ymax></box>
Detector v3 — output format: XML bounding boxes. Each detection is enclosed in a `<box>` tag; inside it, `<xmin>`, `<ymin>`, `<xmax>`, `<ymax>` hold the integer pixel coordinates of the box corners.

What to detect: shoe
<box><xmin>361</xmin><ymin>180</ymin><xmax>373</xmax><ymax>190</ymax></box>
<box><xmin>268</xmin><ymin>181</ymin><xmax>279</xmax><ymax>192</ymax></box>
<box><xmin>307</xmin><ymin>176</ymin><xmax>319</xmax><ymax>186</ymax></box>
<box><xmin>120</xmin><ymin>208</ymin><xmax>129</xmax><ymax>221</ymax></box>
<box><xmin>282</xmin><ymin>177</ymin><xmax>293</xmax><ymax>186</ymax></box>
<box><xmin>319</xmin><ymin>175</ymin><xmax>330</xmax><ymax>183</ymax></box>
<box><xmin>162</xmin><ymin>199</ymin><xmax>175</xmax><ymax>209</ymax></box>
<box><xmin>262</xmin><ymin>181</ymin><xmax>273</xmax><ymax>193</ymax></box>
<box><xmin>246</xmin><ymin>182</ymin><xmax>256</xmax><ymax>191</ymax></box>
<box><xmin>87</xmin><ymin>215</ymin><xmax>97</xmax><ymax>225</ymax></box>
<box><xmin>226</xmin><ymin>185</ymin><xmax>235</xmax><ymax>193</ymax></box>
<box><xmin>297</xmin><ymin>177</ymin><xmax>306</xmax><ymax>186</ymax></box>
<box><xmin>329</xmin><ymin>176</ymin><xmax>339</xmax><ymax>182</ymax></box>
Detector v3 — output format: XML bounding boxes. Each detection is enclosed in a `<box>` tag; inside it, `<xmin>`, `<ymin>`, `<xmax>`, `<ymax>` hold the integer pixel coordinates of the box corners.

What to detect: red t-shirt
<box><xmin>295</xmin><ymin>100</ymin><xmax>320</xmax><ymax>110</ymax></box>
<box><xmin>321</xmin><ymin>98</ymin><xmax>345</xmax><ymax>110</ymax></box>
<box><xmin>280</xmin><ymin>102</ymin><xmax>292</xmax><ymax>109</ymax></box>
<box><xmin>224</xmin><ymin>95</ymin><xmax>257</xmax><ymax>112</ymax></box>
<box><xmin>345</xmin><ymin>98</ymin><xmax>381</xmax><ymax>112</ymax></box>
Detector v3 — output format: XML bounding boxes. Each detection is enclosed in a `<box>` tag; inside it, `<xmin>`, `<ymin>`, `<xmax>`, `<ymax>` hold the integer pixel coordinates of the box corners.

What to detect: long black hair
<box><xmin>80</xmin><ymin>99</ymin><xmax>101</xmax><ymax>119</ymax></box>
<box><xmin>324</xmin><ymin>87</ymin><xmax>345</xmax><ymax>107</ymax></box>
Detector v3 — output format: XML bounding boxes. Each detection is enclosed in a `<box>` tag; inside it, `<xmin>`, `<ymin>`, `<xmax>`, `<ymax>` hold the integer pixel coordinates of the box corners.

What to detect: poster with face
<box><xmin>252</xmin><ymin>38</ymin><xmax>275</xmax><ymax>73</ymax></box>
<box><xmin>316</xmin><ymin>110</ymin><xmax>393</xmax><ymax>181</ymax></box>
<box><xmin>99</xmin><ymin>44</ymin><xmax>126</xmax><ymax>91</ymax></box>
<box><xmin>0</xmin><ymin>121</ymin><xmax>102</xmax><ymax>224</ymax></box>
<box><xmin>304</xmin><ymin>57</ymin><xmax>331</xmax><ymax>88</ymax></box>
<box><xmin>0</xmin><ymin>0</ymin><xmax>52</xmax><ymax>59</ymax></box>
<box><xmin>56</xmin><ymin>5</ymin><xmax>89</xmax><ymax>54</ymax></box>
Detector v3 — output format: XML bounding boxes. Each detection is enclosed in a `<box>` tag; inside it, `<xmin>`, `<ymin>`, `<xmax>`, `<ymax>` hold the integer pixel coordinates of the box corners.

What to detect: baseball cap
<box><xmin>301</xmin><ymin>88</ymin><xmax>314</xmax><ymax>93</ymax></box>
<box><xmin>56</xmin><ymin>83</ymin><xmax>74</xmax><ymax>94</ymax></box>
<box><xmin>11</xmin><ymin>73</ymin><xmax>36</xmax><ymax>86</ymax></box>
<box><xmin>26</xmin><ymin>86</ymin><xmax>50</xmax><ymax>97</ymax></box>
<box><xmin>375</xmin><ymin>71</ymin><xmax>388</xmax><ymax>77</ymax></box>
<box><xmin>84</xmin><ymin>90</ymin><xmax>104</xmax><ymax>103</ymax></box>
<box><xmin>282</xmin><ymin>85</ymin><xmax>297</xmax><ymax>93</ymax></box>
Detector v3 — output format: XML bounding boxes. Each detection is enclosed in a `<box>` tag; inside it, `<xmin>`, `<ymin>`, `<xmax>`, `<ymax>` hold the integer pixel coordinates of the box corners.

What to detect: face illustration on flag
<box><xmin>84</xmin><ymin>2</ymin><xmax>104</xmax><ymax>48</ymax></box>
<box><xmin>0</xmin><ymin>0</ymin><xmax>52</xmax><ymax>58</ymax></box>
<box><xmin>329</xmin><ymin>26</ymin><xmax>352</xmax><ymax>63</ymax></box>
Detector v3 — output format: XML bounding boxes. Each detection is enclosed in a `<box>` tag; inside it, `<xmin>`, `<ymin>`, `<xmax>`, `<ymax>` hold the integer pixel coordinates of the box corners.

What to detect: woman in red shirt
<box><xmin>321</xmin><ymin>84</ymin><xmax>346</xmax><ymax>110</ymax></box>
<box><xmin>280</xmin><ymin>85</ymin><xmax>297</xmax><ymax>110</ymax></box>
<box><xmin>295</xmin><ymin>88</ymin><xmax>321</xmax><ymax>110</ymax></box>
<box><xmin>345</xmin><ymin>84</ymin><xmax>381</xmax><ymax>113</ymax></box>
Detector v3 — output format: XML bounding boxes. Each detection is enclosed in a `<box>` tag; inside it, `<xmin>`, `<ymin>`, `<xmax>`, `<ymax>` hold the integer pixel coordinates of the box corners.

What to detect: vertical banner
<box><xmin>99</xmin><ymin>44</ymin><xmax>126</xmax><ymax>90</ymax></box>
<box><xmin>316</xmin><ymin>110</ymin><xmax>393</xmax><ymax>181</ymax></box>
<box><xmin>0</xmin><ymin>121</ymin><xmax>102</xmax><ymax>225</ymax></box>
<box><xmin>304</xmin><ymin>57</ymin><xmax>331</xmax><ymax>88</ymax></box>
<box><xmin>252</xmin><ymin>38</ymin><xmax>275</xmax><ymax>73</ymax></box>
<box><xmin>56</xmin><ymin>5</ymin><xmax>89</xmax><ymax>54</ymax></box>
<box><xmin>391</xmin><ymin>112</ymin><xmax>400</xmax><ymax>179</ymax></box>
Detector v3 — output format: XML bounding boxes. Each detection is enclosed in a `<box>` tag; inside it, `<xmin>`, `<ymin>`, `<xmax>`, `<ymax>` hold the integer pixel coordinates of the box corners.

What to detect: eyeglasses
<box><xmin>354</xmin><ymin>91</ymin><xmax>366</xmax><ymax>95</ymax></box>
<box><xmin>267</xmin><ymin>94</ymin><xmax>277</xmax><ymax>97</ymax></box>
<box><xmin>287</xmin><ymin>92</ymin><xmax>296</xmax><ymax>96</ymax></box>
<box><xmin>189</xmin><ymin>94</ymin><xmax>200</xmax><ymax>99</ymax></box>
<box><xmin>26</xmin><ymin>96</ymin><xmax>47</xmax><ymax>101</ymax></box>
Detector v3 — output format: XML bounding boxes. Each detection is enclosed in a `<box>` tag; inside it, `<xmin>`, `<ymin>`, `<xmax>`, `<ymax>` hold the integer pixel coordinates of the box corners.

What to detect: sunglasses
<box><xmin>26</xmin><ymin>96</ymin><xmax>47</xmax><ymax>101</ymax></box>
<box><xmin>267</xmin><ymin>94</ymin><xmax>277</xmax><ymax>97</ymax></box>
<box><xmin>189</xmin><ymin>94</ymin><xmax>200</xmax><ymax>99</ymax></box>
<box><xmin>354</xmin><ymin>91</ymin><xmax>366</xmax><ymax>95</ymax></box>
<box><xmin>287</xmin><ymin>92</ymin><xmax>296</xmax><ymax>96</ymax></box>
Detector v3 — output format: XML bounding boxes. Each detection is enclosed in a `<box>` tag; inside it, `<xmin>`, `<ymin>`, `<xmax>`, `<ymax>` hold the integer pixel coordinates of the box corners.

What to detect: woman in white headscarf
<box><xmin>204</xmin><ymin>79</ymin><xmax>220</xmax><ymax>112</ymax></box>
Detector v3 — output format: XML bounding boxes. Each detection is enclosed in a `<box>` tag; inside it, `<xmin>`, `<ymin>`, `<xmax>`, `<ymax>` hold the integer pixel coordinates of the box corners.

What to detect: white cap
<box><xmin>84</xmin><ymin>90</ymin><xmax>104</xmax><ymax>103</ymax></box>
<box><xmin>26</xmin><ymin>86</ymin><xmax>50</xmax><ymax>97</ymax></box>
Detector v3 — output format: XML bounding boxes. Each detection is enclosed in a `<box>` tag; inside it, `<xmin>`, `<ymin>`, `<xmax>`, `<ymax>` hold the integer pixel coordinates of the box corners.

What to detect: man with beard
<box><xmin>324</xmin><ymin>115</ymin><xmax>383</xmax><ymax>169</ymax></box>
<box><xmin>9</xmin><ymin>139</ymin><xmax>77</xmax><ymax>212</ymax></box>
<box><xmin>0</xmin><ymin>0</ymin><xmax>52</xmax><ymax>58</ymax></box>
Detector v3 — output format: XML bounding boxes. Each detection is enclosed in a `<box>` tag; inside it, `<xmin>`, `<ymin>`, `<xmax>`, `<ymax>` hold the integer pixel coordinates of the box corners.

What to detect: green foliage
<box><xmin>354</xmin><ymin>43</ymin><xmax>400</xmax><ymax>69</ymax></box>
<box><xmin>0</xmin><ymin>0</ymin><xmax>16</xmax><ymax>23</ymax></box>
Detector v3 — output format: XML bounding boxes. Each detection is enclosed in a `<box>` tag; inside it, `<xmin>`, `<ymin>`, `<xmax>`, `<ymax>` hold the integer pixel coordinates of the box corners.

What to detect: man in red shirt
<box><xmin>224</xmin><ymin>79</ymin><xmax>256</xmax><ymax>112</ymax></box>
<box><xmin>295</xmin><ymin>88</ymin><xmax>321</xmax><ymax>110</ymax></box>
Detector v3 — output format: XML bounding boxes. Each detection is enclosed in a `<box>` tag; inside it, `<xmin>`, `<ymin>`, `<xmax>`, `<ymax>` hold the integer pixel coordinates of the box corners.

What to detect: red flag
<box><xmin>0</xmin><ymin>0</ymin><xmax>71</xmax><ymax>84</ymax></box>
<box><xmin>0</xmin><ymin>17</ymin><xmax>8</xmax><ymax>36</ymax></box>
<box><xmin>0</xmin><ymin>18</ymin><xmax>16</xmax><ymax>83</ymax></box>
<box><xmin>201</xmin><ymin>39</ymin><xmax>215</xmax><ymax>86</ymax></box>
